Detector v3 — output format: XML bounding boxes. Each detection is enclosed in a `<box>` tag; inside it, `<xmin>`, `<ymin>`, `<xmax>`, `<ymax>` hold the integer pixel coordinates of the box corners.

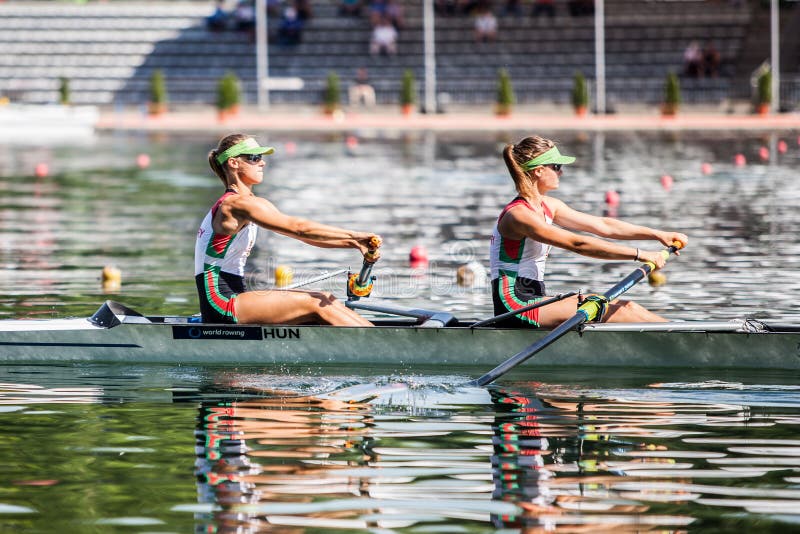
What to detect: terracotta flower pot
<box><xmin>148</xmin><ymin>102</ymin><xmax>167</xmax><ymax>116</ymax></box>
<box><xmin>661</xmin><ymin>103</ymin><xmax>678</xmax><ymax>117</ymax></box>
<box><xmin>574</xmin><ymin>105</ymin><xmax>587</xmax><ymax>117</ymax></box>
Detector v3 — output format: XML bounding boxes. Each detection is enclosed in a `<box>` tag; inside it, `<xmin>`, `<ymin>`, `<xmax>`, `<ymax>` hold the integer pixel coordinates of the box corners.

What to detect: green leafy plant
<box><xmin>571</xmin><ymin>71</ymin><xmax>588</xmax><ymax>113</ymax></box>
<box><xmin>757</xmin><ymin>68</ymin><xmax>772</xmax><ymax>106</ymax></box>
<box><xmin>495</xmin><ymin>68</ymin><xmax>515</xmax><ymax>115</ymax></box>
<box><xmin>323</xmin><ymin>72</ymin><xmax>341</xmax><ymax>113</ymax></box>
<box><xmin>148</xmin><ymin>70</ymin><xmax>168</xmax><ymax>115</ymax></box>
<box><xmin>400</xmin><ymin>69</ymin><xmax>416</xmax><ymax>107</ymax></box>
<box><xmin>663</xmin><ymin>72</ymin><xmax>681</xmax><ymax>116</ymax></box>
<box><xmin>58</xmin><ymin>77</ymin><xmax>70</xmax><ymax>105</ymax></box>
<box><xmin>216</xmin><ymin>71</ymin><xmax>241</xmax><ymax>112</ymax></box>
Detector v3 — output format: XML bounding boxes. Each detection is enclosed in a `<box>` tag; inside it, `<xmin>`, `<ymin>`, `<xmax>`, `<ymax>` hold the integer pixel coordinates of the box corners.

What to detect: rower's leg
<box><xmin>235</xmin><ymin>290</ymin><xmax>373</xmax><ymax>326</ymax></box>
<box><xmin>537</xmin><ymin>296</ymin><xmax>667</xmax><ymax>327</ymax></box>
<box><xmin>603</xmin><ymin>299</ymin><xmax>667</xmax><ymax>323</ymax></box>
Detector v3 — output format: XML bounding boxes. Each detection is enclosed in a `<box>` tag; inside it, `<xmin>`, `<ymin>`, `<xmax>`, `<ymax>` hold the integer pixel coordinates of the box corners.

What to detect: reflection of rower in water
<box><xmin>490</xmin><ymin>387</ymin><xmax>558</xmax><ymax>529</ymax></box>
<box><xmin>490</xmin><ymin>387</ymin><xmax>658</xmax><ymax>530</ymax></box>
<box><xmin>190</xmin><ymin>388</ymin><xmax>379</xmax><ymax>533</ymax></box>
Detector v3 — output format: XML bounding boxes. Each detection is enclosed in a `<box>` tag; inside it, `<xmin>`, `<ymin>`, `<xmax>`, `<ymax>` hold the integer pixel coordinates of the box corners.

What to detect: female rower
<box><xmin>195</xmin><ymin>133</ymin><xmax>379</xmax><ymax>326</ymax></box>
<box><xmin>490</xmin><ymin>135</ymin><xmax>688</xmax><ymax>328</ymax></box>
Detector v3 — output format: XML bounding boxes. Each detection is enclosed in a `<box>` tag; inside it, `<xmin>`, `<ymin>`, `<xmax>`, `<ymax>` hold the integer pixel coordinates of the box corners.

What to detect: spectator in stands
<box><xmin>386</xmin><ymin>0</ymin><xmax>405</xmax><ymax>30</ymax></box>
<box><xmin>206</xmin><ymin>0</ymin><xmax>229</xmax><ymax>31</ymax></box>
<box><xmin>369</xmin><ymin>0</ymin><xmax>388</xmax><ymax>27</ymax></box>
<box><xmin>435</xmin><ymin>0</ymin><xmax>459</xmax><ymax>16</ymax></box>
<box><xmin>567</xmin><ymin>0</ymin><xmax>594</xmax><ymax>16</ymax></box>
<box><xmin>267</xmin><ymin>0</ymin><xmax>283</xmax><ymax>17</ymax></box>
<box><xmin>295</xmin><ymin>0</ymin><xmax>312</xmax><ymax>21</ymax></box>
<box><xmin>502</xmin><ymin>0</ymin><xmax>522</xmax><ymax>17</ymax></box>
<box><xmin>474</xmin><ymin>6</ymin><xmax>497</xmax><ymax>43</ymax></box>
<box><xmin>233</xmin><ymin>0</ymin><xmax>256</xmax><ymax>33</ymax></box>
<box><xmin>683</xmin><ymin>41</ymin><xmax>703</xmax><ymax>78</ymax></box>
<box><xmin>339</xmin><ymin>0</ymin><xmax>362</xmax><ymax>17</ymax></box>
<box><xmin>703</xmin><ymin>42</ymin><xmax>721</xmax><ymax>78</ymax></box>
<box><xmin>277</xmin><ymin>5</ymin><xmax>304</xmax><ymax>45</ymax></box>
<box><xmin>370</xmin><ymin>16</ymin><xmax>398</xmax><ymax>56</ymax></box>
<box><xmin>532</xmin><ymin>0</ymin><xmax>555</xmax><ymax>18</ymax></box>
<box><xmin>349</xmin><ymin>68</ymin><xmax>377</xmax><ymax>107</ymax></box>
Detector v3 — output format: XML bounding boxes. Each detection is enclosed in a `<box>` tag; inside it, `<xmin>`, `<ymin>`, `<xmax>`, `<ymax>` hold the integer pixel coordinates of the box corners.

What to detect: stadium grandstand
<box><xmin>0</xmin><ymin>0</ymin><xmax>798</xmax><ymax>111</ymax></box>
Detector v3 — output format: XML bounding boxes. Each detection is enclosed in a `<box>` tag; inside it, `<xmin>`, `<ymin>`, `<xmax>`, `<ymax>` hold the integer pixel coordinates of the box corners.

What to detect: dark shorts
<box><xmin>195</xmin><ymin>270</ymin><xmax>246</xmax><ymax>324</ymax></box>
<box><xmin>491</xmin><ymin>274</ymin><xmax>546</xmax><ymax>328</ymax></box>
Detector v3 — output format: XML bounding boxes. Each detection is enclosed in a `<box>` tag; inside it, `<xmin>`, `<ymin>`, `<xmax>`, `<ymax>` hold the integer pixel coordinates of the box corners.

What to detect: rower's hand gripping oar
<box><xmin>469</xmin><ymin>242</ymin><xmax>683</xmax><ymax>387</ymax></box>
<box><xmin>347</xmin><ymin>236</ymin><xmax>382</xmax><ymax>300</ymax></box>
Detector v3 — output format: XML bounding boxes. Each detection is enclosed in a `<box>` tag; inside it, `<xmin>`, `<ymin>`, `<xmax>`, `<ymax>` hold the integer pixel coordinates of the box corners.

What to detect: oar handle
<box><xmin>347</xmin><ymin>236</ymin><xmax>382</xmax><ymax>300</ymax></box>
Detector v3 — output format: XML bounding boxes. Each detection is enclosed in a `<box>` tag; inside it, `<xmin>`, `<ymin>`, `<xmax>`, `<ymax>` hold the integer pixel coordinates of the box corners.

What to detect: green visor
<box><xmin>216</xmin><ymin>138</ymin><xmax>275</xmax><ymax>164</ymax></box>
<box><xmin>522</xmin><ymin>146</ymin><xmax>576</xmax><ymax>170</ymax></box>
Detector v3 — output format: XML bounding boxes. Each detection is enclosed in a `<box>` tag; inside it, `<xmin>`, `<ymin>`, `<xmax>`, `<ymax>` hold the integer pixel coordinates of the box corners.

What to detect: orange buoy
<box><xmin>660</xmin><ymin>175</ymin><xmax>673</xmax><ymax>191</ymax></box>
<box><xmin>284</xmin><ymin>141</ymin><xmax>297</xmax><ymax>155</ymax></box>
<box><xmin>758</xmin><ymin>146</ymin><xmax>769</xmax><ymax>161</ymax></box>
<box><xmin>734</xmin><ymin>153</ymin><xmax>746</xmax><ymax>167</ymax></box>
<box><xmin>604</xmin><ymin>190</ymin><xmax>620</xmax><ymax>207</ymax></box>
<box><xmin>701</xmin><ymin>162</ymin><xmax>713</xmax><ymax>175</ymax></box>
<box><xmin>778</xmin><ymin>140</ymin><xmax>788</xmax><ymax>154</ymax></box>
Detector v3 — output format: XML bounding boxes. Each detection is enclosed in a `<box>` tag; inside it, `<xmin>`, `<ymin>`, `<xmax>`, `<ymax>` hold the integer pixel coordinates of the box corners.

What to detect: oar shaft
<box><xmin>470</xmin><ymin>291</ymin><xmax>578</xmax><ymax>328</ymax></box>
<box><xmin>470</xmin><ymin>313</ymin><xmax>585</xmax><ymax>386</ymax></box>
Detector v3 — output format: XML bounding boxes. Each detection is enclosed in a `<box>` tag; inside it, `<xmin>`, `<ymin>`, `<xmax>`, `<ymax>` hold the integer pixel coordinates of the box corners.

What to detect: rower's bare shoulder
<box><xmin>542</xmin><ymin>195</ymin><xmax>566</xmax><ymax>213</ymax></box>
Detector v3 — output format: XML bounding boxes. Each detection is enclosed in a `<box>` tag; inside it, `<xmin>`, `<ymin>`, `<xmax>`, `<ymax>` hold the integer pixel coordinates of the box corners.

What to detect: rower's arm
<box><xmin>230</xmin><ymin>196</ymin><xmax>373</xmax><ymax>253</ymax></box>
<box><xmin>548</xmin><ymin>197</ymin><xmax>688</xmax><ymax>248</ymax></box>
<box><xmin>500</xmin><ymin>205</ymin><xmax>642</xmax><ymax>261</ymax></box>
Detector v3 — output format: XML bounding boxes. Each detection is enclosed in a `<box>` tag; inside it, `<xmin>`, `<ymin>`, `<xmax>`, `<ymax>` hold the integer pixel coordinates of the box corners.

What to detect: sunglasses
<box><xmin>547</xmin><ymin>163</ymin><xmax>563</xmax><ymax>172</ymax></box>
<box><xmin>239</xmin><ymin>154</ymin><xmax>263</xmax><ymax>164</ymax></box>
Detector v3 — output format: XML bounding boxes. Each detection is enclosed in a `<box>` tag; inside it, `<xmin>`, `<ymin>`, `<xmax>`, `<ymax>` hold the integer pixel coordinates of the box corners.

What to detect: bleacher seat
<box><xmin>0</xmin><ymin>0</ymin><xmax>757</xmax><ymax>107</ymax></box>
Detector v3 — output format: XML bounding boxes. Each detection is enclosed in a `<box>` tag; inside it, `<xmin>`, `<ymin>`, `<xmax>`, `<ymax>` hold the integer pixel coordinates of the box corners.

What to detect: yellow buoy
<box><xmin>275</xmin><ymin>265</ymin><xmax>294</xmax><ymax>287</ymax></box>
<box><xmin>456</xmin><ymin>265</ymin><xmax>475</xmax><ymax>287</ymax></box>
<box><xmin>648</xmin><ymin>271</ymin><xmax>667</xmax><ymax>287</ymax></box>
<box><xmin>101</xmin><ymin>265</ymin><xmax>122</xmax><ymax>292</ymax></box>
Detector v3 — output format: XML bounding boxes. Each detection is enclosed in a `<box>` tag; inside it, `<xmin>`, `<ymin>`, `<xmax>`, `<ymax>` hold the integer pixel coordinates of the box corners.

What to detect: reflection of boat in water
<box><xmin>0</xmin><ymin>104</ymin><xmax>97</xmax><ymax>141</ymax></box>
<box><xmin>187</xmin><ymin>382</ymin><xmax>704</xmax><ymax>531</ymax></box>
<box><xmin>2</xmin><ymin>299</ymin><xmax>800</xmax><ymax>370</ymax></box>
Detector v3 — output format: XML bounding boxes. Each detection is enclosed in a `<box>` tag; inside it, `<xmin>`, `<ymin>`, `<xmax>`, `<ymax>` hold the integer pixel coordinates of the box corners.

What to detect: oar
<box><xmin>469</xmin><ymin>291</ymin><xmax>579</xmax><ymax>328</ymax></box>
<box><xmin>283</xmin><ymin>268</ymin><xmax>349</xmax><ymax>290</ymax></box>
<box><xmin>347</xmin><ymin>236</ymin><xmax>382</xmax><ymax>300</ymax></box>
<box><xmin>469</xmin><ymin>243</ymin><xmax>682</xmax><ymax>387</ymax></box>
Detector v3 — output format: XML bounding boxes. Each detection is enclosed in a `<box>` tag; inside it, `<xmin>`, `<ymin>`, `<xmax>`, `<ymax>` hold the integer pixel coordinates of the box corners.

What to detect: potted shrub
<box><xmin>572</xmin><ymin>71</ymin><xmax>588</xmax><ymax>116</ymax></box>
<box><xmin>148</xmin><ymin>69</ymin><xmax>168</xmax><ymax>116</ymax></box>
<box><xmin>662</xmin><ymin>72</ymin><xmax>680</xmax><ymax>117</ymax></box>
<box><xmin>400</xmin><ymin>69</ymin><xmax>417</xmax><ymax>116</ymax></box>
<box><xmin>216</xmin><ymin>72</ymin><xmax>241</xmax><ymax>121</ymax></box>
<box><xmin>756</xmin><ymin>68</ymin><xmax>771</xmax><ymax>115</ymax></box>
<box><xmin>323</xmin><ymin>71</ymin><xmax>341</xmax><ymax>115</ymax></box>
<box><xmin>495</xmin><ymin>68</ymin><xmax>515</xmax><ymax>116</ymax></box>
<box><xmin>58</xmin><ymin>77</ymin><xmax>70</xmax><ymax>106</ymax></box>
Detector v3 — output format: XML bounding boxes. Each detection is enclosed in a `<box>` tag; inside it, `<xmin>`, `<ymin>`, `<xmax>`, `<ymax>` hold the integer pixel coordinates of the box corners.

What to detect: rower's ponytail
<box><xmin>503</xmin><ymin>136</ymin><xmax>556</xmax><ymax>199</ymax></box>
<box><xmin>208</xmin><ymin>133</ymin><xmax>251</xmax><ymax>185</ymax></box>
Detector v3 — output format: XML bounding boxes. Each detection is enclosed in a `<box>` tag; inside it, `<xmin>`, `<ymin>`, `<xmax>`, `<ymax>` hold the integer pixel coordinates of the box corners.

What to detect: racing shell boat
<box><xmin>0</xmin><ymin>300</ymin><xmax>799</xmax><ymax>370</ymax></box>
